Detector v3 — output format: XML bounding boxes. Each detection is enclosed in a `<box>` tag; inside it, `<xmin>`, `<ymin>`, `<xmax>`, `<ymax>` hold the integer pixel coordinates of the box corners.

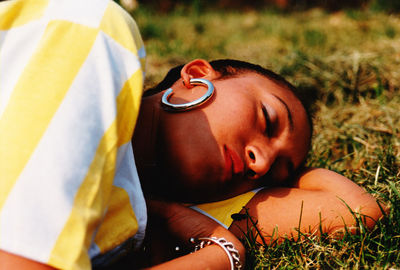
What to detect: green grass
<box><xmin>130</xmin><ymin>5</ymin><xmax>400</xmax><ymax>269</ymax></box>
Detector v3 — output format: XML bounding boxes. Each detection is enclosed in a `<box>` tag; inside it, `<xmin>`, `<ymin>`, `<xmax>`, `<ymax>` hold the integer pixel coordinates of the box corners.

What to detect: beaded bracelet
<box><xmin>190</xmin><ymin>237</ymin><xmax>242</xmax><ymax>270</ymax></box>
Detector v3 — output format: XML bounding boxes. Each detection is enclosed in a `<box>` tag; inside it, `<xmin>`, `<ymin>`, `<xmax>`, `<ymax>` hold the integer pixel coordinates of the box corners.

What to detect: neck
<box><xmin>132</xmin><ymin>92</ymin><xmax>163</xmax><ymax>189</ymax></box>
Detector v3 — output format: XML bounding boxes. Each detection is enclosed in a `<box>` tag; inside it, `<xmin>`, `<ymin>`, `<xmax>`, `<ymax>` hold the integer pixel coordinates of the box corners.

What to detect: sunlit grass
<box><xmin>130</xmin><ymin>5</ymin><xmax>400</xmax><ymax>268</ymax></box>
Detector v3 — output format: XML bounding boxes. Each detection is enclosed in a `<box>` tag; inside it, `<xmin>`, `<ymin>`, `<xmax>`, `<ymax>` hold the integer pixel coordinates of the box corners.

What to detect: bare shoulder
<box><xmin>293</xmin><ymin>167</ymin><xmax>366</xmax><ymax>191</ymax></box>
<box><xmin>229</xmin><ymin>167</ymin><xmax>385</xmax><ymax>241</ymax></box>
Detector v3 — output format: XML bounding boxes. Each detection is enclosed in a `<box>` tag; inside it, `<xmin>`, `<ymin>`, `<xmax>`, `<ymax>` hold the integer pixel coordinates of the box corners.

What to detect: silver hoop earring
<box><xmin>161</xmin><ymin>78</ymin><xmax>215</xmax><ymax>112</ymax></box>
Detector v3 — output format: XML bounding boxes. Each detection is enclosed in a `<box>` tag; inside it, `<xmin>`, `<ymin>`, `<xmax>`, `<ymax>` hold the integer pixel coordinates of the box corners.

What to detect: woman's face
<box><xmin>156</xmin><ymin>72</ymin><xmax>311</xmax><ymax>202</ymax></box>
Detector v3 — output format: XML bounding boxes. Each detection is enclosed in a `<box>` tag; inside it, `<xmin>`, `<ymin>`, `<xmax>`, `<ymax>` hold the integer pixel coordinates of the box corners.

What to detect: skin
<box><xmin>133</xmin><ymin>60</ymin><xmax>383</xmax><ymax>267</ymax></box>
<box><xmin>134</xmin><ymin>59</ymin><xmax>311</xmax><ymax>203</ymax></box>
<box><xmin>143</xmin><ymin>168</ymin><xmax>383</xmax><ymax>267</ymax></box>
<box><xmin>0</xmin><ymin>252</ymin><xmax>54</xmax><ymax>270</ymax></box>
<box><xmin>229</xmin><ymin>168</ymin><xmax>384</xmax><ymax>243</ymax></box>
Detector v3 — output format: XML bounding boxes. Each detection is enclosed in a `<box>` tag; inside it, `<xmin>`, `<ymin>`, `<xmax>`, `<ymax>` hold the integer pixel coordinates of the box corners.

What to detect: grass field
<box><xmin>131</xmin><ymin>5</ymin><xmax>400</xmax><ymax>269</ymax></box>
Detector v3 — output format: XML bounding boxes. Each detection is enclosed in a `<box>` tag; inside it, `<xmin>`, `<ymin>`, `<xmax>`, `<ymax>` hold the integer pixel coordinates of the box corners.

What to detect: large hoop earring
<box><xmin>161</xmin><ymin>78</ymin><xmax>215</xmax><ymax>112</ymax></box>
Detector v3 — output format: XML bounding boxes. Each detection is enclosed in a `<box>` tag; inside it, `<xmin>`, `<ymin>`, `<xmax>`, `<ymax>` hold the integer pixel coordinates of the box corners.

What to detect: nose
<box><xmin>245</xmin><ymin>144</ymin><xmax>277</xmax><ymax>179</ymax></box>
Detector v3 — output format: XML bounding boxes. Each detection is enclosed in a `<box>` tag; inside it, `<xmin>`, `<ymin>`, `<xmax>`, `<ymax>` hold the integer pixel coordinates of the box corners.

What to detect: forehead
<box><xmin>224</xmin><ymin>72</ymin><xmax>300</xmax><ymax>104</ymax></box>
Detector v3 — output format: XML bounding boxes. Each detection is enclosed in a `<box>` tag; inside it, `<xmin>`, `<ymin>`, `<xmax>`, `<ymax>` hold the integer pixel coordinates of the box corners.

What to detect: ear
<box><xmin>180</xmin><ymin>59</ymin><xmax>218</xmax><ymax>89</ymax></box>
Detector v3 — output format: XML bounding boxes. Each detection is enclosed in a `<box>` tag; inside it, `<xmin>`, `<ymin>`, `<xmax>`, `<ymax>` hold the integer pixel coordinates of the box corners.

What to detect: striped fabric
<box><xmin>0</xmin><ymin>0</ymin><xmax>146</xmax><ymax>269</ymax></box>
<box><xmin>191</xmin><ymin>189</ymin><xmax>261</xmax><ymax>229</ymax></box>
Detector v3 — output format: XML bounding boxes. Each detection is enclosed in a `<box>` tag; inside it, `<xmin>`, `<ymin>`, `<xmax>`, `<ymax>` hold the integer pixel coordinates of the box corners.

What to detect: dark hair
<box><xmin>144</xmin><ymin>59</ymin><xmax>314</xmax><ymax>137</ymax></box>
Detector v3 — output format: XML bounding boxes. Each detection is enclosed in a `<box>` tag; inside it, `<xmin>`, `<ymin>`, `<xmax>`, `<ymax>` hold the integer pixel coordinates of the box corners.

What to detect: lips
<box><xmin>224</xmin><ymin>145</ymin><xmax>244</xmax><ymax>179</ymax></box>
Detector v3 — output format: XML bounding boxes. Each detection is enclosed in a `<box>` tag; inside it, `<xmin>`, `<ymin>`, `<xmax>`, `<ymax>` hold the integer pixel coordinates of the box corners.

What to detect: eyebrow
<box><xmin>272</xmin><ymin>94</ymin><xmax>294</xmax><ymax>132</ymax></box>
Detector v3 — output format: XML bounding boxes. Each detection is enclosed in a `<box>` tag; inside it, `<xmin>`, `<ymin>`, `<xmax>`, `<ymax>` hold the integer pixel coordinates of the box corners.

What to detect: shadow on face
<box><xmin>136</xmin><ymin>71</ymin><xmax>311</xmax><ymax>204</ymax></box>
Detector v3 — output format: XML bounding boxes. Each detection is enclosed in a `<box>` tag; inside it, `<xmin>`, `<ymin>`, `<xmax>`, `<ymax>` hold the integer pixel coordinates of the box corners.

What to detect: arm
<box><xmin>143</xmin><ymin>200</ymin><xmax>245</xmax><ymax>270</ymax></box>
<box><xmin>0</xmin><ymin>250</ymin><xmax>55</xmax><ymax>270</ymax></box>
<box><xmin>229</xmin><ymin>168</ymin><xmax>384</xmax><ymax>243</ymax></box>
<box><xmin>145</xmin><ymin>246</ymin><xmax>239</xmax><ymax>270</ymax></box>
<box><xmin>0</xmin><ymin>201</ymin><xmax>245</xmax><ymax>270</ymax></box>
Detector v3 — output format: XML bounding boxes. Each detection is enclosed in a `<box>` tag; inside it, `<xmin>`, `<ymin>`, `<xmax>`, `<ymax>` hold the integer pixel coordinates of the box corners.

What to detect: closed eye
<box><xmin>262</xmin><ymin>104</ymin><xmax>273</xmax><ymax>137</ymax></box>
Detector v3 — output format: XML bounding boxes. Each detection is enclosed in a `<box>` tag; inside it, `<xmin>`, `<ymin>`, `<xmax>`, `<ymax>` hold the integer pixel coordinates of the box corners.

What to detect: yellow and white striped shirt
<box><xmin>0</xmin><ymin>0</ymin><xmax>146</xmax><ymax>269</ymax></box>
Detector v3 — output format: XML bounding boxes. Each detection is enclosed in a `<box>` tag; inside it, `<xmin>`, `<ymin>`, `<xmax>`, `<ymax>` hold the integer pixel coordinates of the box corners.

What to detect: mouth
<box><xmin>224</xmin><ymin>145</ymin><xmax>244</xmax><ymax>179</ymax></box>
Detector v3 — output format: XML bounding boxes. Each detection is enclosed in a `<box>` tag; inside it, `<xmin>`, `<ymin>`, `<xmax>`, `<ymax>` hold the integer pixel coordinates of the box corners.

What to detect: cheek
<box><xmin>205</xmin><ymin>96</ymin><xmax>257</xmax><ymax>140</ymax></box>
<box><xmin>268</xmin><ymin>157</ymin><xmax>292</xmax><ymax>184</ymax></box>
<box><xmin>158</xmin><ymin>113</ymin><xmax>224</xmax><ymax>188</ymax></box>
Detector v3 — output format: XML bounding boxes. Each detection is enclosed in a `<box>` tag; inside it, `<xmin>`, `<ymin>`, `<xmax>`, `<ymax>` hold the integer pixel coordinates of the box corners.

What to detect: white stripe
<box><xmin>138</xmin><ymin>46</ymin><xmax>147</xmax><ymax>78</ymax></box>
<box><xmin>190</xmin><ymin>206</ymin><xmax>228</xmax><ymax>229</ymax></box>
<box><xmin>88</xmin><ymin>242</ymin><xmax>101</xmax><ymax>259</ymax></box>
<box><xmin>113</xmin><ymin>143</ymin><xmax>147</xmax><ymax>249</ymax></box>
<box><xmin>0</xmin><ymin>20</ymin><xmax>48</xmax><ymax>118</ymax></box>
<box><xmin>44</xmin><ymin>0</ymin><xmax>109</xmax><ymax>28</ymax></box>
<box><xmin>88</xmin><ymin>144</ymin><xmax>146</xmax><ymax>259</ymax></box>
<box><xmin>0</xmin><ymin>32</ymin><xmax>141</xmax><ymax>261</ymax></box>
<box><xmin>138</xmin><ymin>46</ymin><xmax>146</xmax><ymax>59</ymax></box>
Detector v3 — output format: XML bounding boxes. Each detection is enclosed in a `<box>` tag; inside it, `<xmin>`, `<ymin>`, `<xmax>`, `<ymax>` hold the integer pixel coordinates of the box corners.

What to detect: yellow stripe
<box><xmin>99</xmin><ymin>1</ymin><xmax>144</xmax><ymax>57</ymax></box>
<box><xmin>196</xmin><ymin>191</ymin><xmax>257</xmax><ymax>228</ymax></box>
<box><xmin>48</xmin><ymin>120</ymin><xmax>119</xmax><ymax>269</ymax></box>
<box><xmin>0</xmin><ymin>0</ymin><xmax>49</xmax><ymax>30</ymax></box>
<box><xmin>49</xmin><ymin>58</ymin><xmax>143</xmax><ymax>269</ymax></box>
<box><xmin>0</xmin><ymin>21</ymin><xmax>98</xmax><ymax>211</ymax></box>
<box><xmin>116</xmin><ymin>69</ymin><xmax>143</xmax><ymax>146</ymax></box>
<box><xmin>94</xmin><ymin>186</ymin><xmax>138</xmax><ymax>253</ymax></box>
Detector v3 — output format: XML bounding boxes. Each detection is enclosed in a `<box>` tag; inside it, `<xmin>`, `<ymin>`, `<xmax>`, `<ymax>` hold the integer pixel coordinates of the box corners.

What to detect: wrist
<box><xmin>190</xmin><ymin>236</ymin><xmax>245</xmax><ymax>270</ymax></box>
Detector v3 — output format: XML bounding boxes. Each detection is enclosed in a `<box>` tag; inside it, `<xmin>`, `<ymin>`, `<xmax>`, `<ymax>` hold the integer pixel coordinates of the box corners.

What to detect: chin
<box><xmin>155</xmin><ymin>173</ymin><xmax>224</xmax><ymax>203</ymax></box>
<box><xmin>154</xmin><ymin>155</ymin><xmax>228</xmax><ymax>203</ymax></box>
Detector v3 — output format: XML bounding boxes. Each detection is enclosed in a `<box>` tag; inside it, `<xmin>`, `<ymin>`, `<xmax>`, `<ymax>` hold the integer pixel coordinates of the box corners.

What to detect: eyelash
<box><xmin>262</xmin><ymin>105</ymin><xmax>273</xmax><ymax>137</ymax></box>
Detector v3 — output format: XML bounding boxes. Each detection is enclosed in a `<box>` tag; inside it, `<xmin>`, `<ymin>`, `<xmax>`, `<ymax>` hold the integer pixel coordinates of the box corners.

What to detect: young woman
<box><xmin>132</xmin><ymin>59</ymin><xmax>383</xmax><ymax>269</ymax></box>
<box><xmin>0</xmin><ymin>1</ymin><xmax>382</xmax><ymax>269</ymax></box>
